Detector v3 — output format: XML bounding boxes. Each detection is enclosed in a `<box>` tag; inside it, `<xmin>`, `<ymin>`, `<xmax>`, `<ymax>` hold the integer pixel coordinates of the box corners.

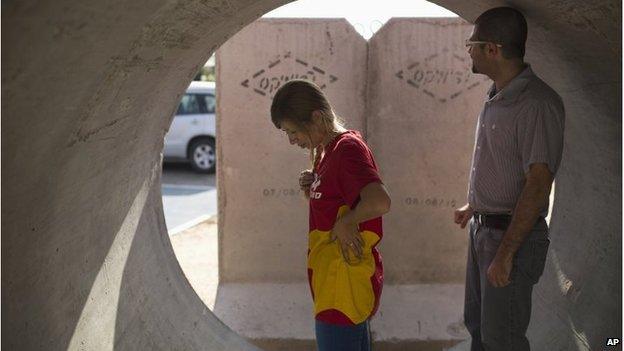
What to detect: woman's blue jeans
<box><xmin>315</xmin><ymin>319</ymin><xmax>371</xmax><ymax>351</ymax></box>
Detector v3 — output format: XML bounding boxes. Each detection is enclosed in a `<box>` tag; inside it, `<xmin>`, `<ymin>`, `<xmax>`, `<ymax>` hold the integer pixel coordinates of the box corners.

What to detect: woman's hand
<box><xmin>299</xmin><ymin>170</ymin><xmax>314</xmax><ymax>198</ymax></box>
<box><xmin>330</xmin><ymin>212</ymin><xmax>364</xmax><ymax>264</ymax></box>
<box><xmin>299</xmin><ymin>170</ymin><xmax>314</xmax><ymax>191</ymax></box>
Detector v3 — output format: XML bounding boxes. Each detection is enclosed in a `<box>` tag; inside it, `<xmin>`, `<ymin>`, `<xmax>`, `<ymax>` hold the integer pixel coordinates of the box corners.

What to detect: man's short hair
<box><xmin>475</xmin><ymin>7</ymin><xmax>528</xmax><ymax>59</ymax></box>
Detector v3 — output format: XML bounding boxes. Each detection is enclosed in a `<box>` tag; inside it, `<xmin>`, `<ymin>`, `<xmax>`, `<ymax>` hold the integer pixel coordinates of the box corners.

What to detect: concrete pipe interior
<box><xmin>2</xmin><ymin>0</ymin><xmax>620</xmax><ymax>350</ymax></box>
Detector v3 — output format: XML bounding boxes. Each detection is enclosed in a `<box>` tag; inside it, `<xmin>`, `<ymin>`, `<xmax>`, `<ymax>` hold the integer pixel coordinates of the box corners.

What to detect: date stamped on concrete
<box><xmin>262</xmin><ymin>188</ymin><xmax>302</xmax><ymax>198</ymax></box>
<box><xmin>403</xmin><ymin>196</ymin><xmax>457</xmax><ymax>208</ymax></box>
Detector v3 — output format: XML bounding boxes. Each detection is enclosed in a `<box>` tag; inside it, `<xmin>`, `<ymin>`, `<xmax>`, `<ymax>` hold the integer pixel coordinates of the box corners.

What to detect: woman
<box><xmin>270</xmin><ymin>80</ymin><xmax>391</xmax><ymax>351</ymax></box>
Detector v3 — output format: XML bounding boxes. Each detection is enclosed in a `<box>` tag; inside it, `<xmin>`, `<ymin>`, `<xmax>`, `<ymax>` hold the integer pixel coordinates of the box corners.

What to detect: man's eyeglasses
<box><xmin>465</xmin><ymin>40</ymin><xmax>503</xmax><ymax>48</ymax></box>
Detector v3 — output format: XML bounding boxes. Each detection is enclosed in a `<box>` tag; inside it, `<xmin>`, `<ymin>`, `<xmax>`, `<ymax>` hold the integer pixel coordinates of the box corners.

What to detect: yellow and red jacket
<box><xmin>307</xmin><ymin>130</ymin><xmax>384</xmax><ymax>325</ymax></box>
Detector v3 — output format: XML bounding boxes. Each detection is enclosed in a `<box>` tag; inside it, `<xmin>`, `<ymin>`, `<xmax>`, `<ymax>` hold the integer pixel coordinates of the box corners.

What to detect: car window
<box><xmin>177</xmin><ymin>94</ymin><xmax>201</xmax><ymax>115</ymax></box>
<box><xmin>202</xmin><ymin>93</ymin><xmax>216</xmax><ymax>114</ymax></box>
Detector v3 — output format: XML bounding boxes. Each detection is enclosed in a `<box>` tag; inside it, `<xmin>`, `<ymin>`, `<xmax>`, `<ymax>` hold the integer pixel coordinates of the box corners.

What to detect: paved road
<box><xmin>161</xmin><ymin>162</ymin><xmax>217</xmax><ymax>234</ymax></box>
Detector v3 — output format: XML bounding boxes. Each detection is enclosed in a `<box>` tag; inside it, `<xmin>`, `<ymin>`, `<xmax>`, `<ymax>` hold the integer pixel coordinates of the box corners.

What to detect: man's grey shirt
<box><xmin>468</xmin><ymin>65</ymin><xmax>565</xmax><ymax>217</ymax></box>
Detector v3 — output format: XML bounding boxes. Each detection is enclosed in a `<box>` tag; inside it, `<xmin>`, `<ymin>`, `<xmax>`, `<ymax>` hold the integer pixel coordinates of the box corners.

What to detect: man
<box><xmin>453</xmin><ymin>7</ymin><xmax>565</xmax><ymax>351</ymax></box>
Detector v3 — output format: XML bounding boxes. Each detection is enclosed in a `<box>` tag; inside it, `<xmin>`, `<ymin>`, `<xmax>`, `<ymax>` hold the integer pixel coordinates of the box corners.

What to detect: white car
<box><xmin>163</xmin><ymin>81</ymin><xmax>216</xmax><ymax>173</ymax></box>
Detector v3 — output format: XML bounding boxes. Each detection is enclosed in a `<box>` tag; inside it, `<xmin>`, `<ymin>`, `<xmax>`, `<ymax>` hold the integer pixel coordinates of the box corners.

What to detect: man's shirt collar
<box><xmin>486</xmin><ymin>64</ymin><xmax>534</xmax><ymax>103</ymax></box>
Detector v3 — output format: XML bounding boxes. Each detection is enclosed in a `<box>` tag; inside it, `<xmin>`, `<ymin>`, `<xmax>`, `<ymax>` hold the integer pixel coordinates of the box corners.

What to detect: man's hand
<box><xmin>454</xmin><ymin>203</ymin><xmax>474</xmax><ymax>228</ymax></box>
<box><xmin>330</xmin><ymin>212</ymin><xmax>364</xmax><ymax>264</ymax></box>
<box><xmin>487</xmin><ymin>163</ymin><xmax>554</xmax><ymax>287</ymax></box>
<box><xmin>487</xmin><ymin>253</ymin><xmax>513</xmax><ymax>287</ymax></box>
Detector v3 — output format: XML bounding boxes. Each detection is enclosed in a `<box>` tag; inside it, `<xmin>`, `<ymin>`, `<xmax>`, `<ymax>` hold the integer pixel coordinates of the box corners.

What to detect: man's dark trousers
<box><xmin>464</xmin><ymin>216</ymin><xmax>550</xmax><ymax>351</ymax></box>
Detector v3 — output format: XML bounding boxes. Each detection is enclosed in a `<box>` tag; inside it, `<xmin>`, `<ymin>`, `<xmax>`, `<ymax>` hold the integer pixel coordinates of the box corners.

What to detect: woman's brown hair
<box><xmin>270</xmin><ymin>79</ymin><xmax>345</xmax><ymax>171</ymax></box>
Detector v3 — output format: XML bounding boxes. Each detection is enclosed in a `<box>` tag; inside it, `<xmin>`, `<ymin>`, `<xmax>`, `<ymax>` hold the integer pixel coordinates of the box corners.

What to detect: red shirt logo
<box><xmin>310</xmin><ymin>174</ymin><xmax>322</xmax><ymax>199</ymax></box>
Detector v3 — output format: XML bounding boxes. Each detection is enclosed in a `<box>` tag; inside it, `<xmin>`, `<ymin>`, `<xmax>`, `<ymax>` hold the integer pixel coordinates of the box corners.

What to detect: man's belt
<box><xmin>473</xmin><ymin>212</ymin><xmax>513</xmax><ymax>231</ymax></box>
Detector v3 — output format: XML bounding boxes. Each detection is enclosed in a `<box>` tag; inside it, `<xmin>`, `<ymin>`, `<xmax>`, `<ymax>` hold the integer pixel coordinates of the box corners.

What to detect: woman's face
<box><xmin>280</xmin><ymin>120</ymin><xmax>313</xmax><ymax>149</ymax></box>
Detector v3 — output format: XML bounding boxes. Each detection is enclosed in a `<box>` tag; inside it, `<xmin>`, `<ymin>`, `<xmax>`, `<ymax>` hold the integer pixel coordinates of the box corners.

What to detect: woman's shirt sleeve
<box><xmin>336</xmin><ymin>139</ymin><xmax>383</xmax><ymax>208</ymax></box>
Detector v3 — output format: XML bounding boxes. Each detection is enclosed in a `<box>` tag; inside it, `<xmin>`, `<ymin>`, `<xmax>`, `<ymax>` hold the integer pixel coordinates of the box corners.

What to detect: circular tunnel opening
<box><xmin>2</xmin><ymin>0</ymin><xmax>619</xmax><ymax>350</ymax></box>
<box><xmin>161</xmin><ymin>1</ymin><xmax>563</xmax><ymax>350</ymax></box>
<box><xmin>160</xmin><ymin>55</ymin><xmax>220</xmax><ymax>310</ymax></box>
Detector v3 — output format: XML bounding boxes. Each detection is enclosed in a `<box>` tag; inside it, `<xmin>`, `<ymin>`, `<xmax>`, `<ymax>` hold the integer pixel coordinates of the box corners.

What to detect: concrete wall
<box><xmin>367</xmin><ymin>18</ymin><xmax>489</xmax><ymax>284</ymax></box>
<box><xmin>217</xmin><ymin>19</ymin><xmax>368</xmax><ymax>283</ymax></box>
<box><xmin>217</xmin><ymin>18</ymin><xmax>488</xmax><ymax>285</ymax></box>
<box><xmin>2</xmin><ymin>1</ymin><xmax>620</xmax><ymax>351</ymax></box>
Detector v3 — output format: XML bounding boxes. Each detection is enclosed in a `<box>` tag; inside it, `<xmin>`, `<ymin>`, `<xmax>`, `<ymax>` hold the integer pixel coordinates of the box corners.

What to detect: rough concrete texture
<box><xmin>367</xmin><ymin>18</ymin><xmax>489</xmax><ymax>284</ymax></box>
<box><xmin>2</xmin><ymin>1</ymin><xmax>620</xmax><ymax>351</ymax></box>
<box><xmin>216</xmin><ymin>19</ymin><xmax>368</xmax><ymax>283</ymax></box>
<box><xmin>214</xmin><ymin>282</ymin><xmax>467</xmax><ymax>347</ymax></box>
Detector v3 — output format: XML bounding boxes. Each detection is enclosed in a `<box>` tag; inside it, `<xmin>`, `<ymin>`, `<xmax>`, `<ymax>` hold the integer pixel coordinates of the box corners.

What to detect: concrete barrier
<box><xmin>364</xmin><ymin>18</ymin><xmax>489</xmax><ymax>345</ymax></box>
<box><xmin>368</xmin><ymin>18</ymin><xmax>489</xmax><ymax>284</ymax></box>
<box><xmin>214</xmin><ymin>17</ymin><xmax>485</xmax><ymax>348</ymax></box>
<box><xmin>216</xmin><ymin>19</ymin><xmax>367</xmax><ymax>284</ymax></box>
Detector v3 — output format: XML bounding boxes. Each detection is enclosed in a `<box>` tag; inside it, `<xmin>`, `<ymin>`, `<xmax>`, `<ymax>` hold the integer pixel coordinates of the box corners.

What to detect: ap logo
<box><xmin>606</xmin><ymin>338</ymin><xmax>620</xmax><ymax>347</ymax></box>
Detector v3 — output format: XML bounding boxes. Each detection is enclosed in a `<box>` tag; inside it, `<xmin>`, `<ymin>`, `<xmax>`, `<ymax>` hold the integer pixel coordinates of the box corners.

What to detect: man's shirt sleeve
<box><xmin>516</xmin><ymin>99</ymin><xmax>565</xmax><ymax>175</ymax></box>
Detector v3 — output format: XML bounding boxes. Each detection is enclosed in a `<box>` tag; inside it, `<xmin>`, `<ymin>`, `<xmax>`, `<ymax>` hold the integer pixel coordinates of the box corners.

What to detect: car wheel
<box><xmin>189</xmin><ymin>138</ymin><xmax>216</xmax><ymax>173</ymax></box>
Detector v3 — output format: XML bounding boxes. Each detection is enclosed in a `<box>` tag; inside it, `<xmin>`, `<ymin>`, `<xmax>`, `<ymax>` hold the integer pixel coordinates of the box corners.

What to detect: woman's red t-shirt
<box><xmin>307</xmin><ymin>130</ymin><xmax>384</xmax><ymax>325</ymax></box>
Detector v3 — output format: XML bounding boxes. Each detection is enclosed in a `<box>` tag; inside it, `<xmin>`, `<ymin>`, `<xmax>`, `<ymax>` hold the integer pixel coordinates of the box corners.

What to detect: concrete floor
<box><xmin>172</xmin><ymin>219</ymin><xmax>470</xmax><ymax>350</ymax></box>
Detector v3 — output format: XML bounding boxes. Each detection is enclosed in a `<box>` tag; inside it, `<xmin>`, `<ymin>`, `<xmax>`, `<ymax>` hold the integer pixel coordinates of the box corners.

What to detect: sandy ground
<box><xmin>169</xmin><ymin>216</ymin><xmax>219</xmax><ymax>309</ymax></box>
